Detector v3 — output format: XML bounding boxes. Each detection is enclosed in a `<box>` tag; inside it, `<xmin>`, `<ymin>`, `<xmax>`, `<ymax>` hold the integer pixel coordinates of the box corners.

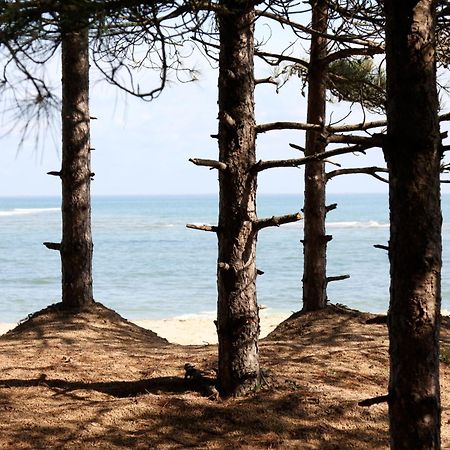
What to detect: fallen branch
<box><xmin>184</xmin><ymin>364</ymin><xmax>219</xmax><ymax>400</ymax></box>
<box><xmin>358</xmin><ymin>394</ymin><xmax>389</xmax><ymax>407</ymax></box>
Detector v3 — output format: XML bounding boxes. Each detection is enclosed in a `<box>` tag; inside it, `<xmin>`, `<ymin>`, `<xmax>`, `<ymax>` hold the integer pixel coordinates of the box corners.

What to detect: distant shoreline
<box><xmin>0</xmin><ymin>192</ymin><xmax>394</xmax><ymax>200</ymax></box>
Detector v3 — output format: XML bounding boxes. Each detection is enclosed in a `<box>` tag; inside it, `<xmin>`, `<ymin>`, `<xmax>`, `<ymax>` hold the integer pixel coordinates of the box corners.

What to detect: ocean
<box><xmin>1</xmin><ymin>194</ymin><xmax>449</xmax><ymax>324</ymax></box>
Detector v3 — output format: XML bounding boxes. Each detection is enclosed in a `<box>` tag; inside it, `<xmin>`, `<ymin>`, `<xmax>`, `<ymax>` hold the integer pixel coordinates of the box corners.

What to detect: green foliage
<box><xmin>328</xmin><ymin>57</ymin><xmax>386</xmax><ymax>113</ymax></box>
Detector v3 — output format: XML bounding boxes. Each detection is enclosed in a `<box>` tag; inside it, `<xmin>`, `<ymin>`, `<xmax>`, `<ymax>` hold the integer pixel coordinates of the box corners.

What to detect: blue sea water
<box><xmin>1</xmin><ymin>194</ymin><xmax>449</xmax><ymax>324</ymax></box>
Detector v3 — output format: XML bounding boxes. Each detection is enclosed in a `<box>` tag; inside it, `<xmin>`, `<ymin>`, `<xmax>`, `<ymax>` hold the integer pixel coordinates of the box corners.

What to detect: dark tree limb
<box><xmin>255</xmin><ymin>112</ymin><xmax>450</xmax><ymax>139</ymax></box>
<box><xmin>255</xmin><ymin>9</ymin><xmax>383</xmax><ymax>49</ymax></box>
<box><xmin>43</xmin><ymin>242</ymin><xmax>61</xmax><ymax>251</ymax></box>
<box><xmin>326</xmin><ymin>203</ymin><xmax>337</xmax><ymax>213</ymax></box>
<box><xmin>289</xmin><ymin>143</ymin><xmax>305</xmax><ymax>152</ymax></box>
<box><xmin>255</xmin><ymin>50</ymin><xmax>309</xmax><ymax>70</ymax></box>
<box><xmin>358</xmin><ymin>394</ymin><xmax>390</xmax><ymax>407</ymax></box>
<box><xmin>324</xmin><ymin>46</ymin><xmax>384</xmax><ymax>65</ymax></box>
<box><xmin>253</xmin><ymin>144</ymin><xmax>377</xmax><ymax>172</ymax></box>
<box><xmin>254</xmin><ymin>212</ymin><xmax>302</xmax><ymax>231</ymax></box>
<box><xmin>327</xmin><ymin>166</ymin><xmax>389</xmax><ymax>183</ymax></box>
<box><xmin>374</xmin><ymin>244</ymin><xmax>389</xmax><ymax>251</ymax></box>
<box><xmin>326</xmin><ymin>274</ymin><xmax>350</xmax><ymax>283</ymax></box>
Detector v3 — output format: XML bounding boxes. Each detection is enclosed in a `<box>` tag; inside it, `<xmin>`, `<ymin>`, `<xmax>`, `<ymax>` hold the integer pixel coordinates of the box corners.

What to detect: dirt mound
<box><xmin>3</xmin><ymin>301</ymin><xmax>168</xmax><ymax>347</ymax></box>
<box><xmin>265</xmin><ymin>303</ymin><xmax>382</xmax><ymax>343</ymax></box>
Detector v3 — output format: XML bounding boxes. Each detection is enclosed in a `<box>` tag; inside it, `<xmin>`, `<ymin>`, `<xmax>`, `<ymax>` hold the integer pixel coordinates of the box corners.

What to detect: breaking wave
<box><xmin>327</xmin><ymin>221</ymin><xmax>389</xmax><ymax>229</ymax></box>
<box><xmin>0</xmin><ymin>208</ymin><xmax>59</xmax><ymax>217</ymax></box>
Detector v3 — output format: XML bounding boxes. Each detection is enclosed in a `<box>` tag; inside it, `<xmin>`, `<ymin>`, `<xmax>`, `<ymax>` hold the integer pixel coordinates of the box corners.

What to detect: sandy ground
<box><xmin>0</xmin><ymin>301</ymin><xmax>449</xmax><ymax>449</ymax></box>
<box><xmin>0</xmin><ymin>310</ymin><xmax>291</xmax><ymax>345</ymax></box>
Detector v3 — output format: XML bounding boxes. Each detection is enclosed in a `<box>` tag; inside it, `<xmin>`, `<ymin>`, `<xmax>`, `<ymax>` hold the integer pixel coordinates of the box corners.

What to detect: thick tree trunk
<box><xmin>384</xmin><ymin>1</ymin><xmax>441</xmax><ymax>448</ymax></box>
<box><xmin>216</xmin><ymin>0</ymin><xmax>260</xmax><ymax>397</ymax></box>
<box><xmin>60</xmin><ymin>17</ymin><xmax>94</xmax><ymax>309</ymax></box>
<box><xmin>302</xmin><ymin>0</ymin><xmax>329</xmax><ymax>311</ymax></box>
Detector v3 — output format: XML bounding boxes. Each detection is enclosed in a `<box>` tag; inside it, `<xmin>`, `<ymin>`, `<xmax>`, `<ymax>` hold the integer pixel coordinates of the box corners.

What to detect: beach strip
<box><xmin>0</xmin><ymin>311</ymin><xmax>292</xmax><ymax>345</ymax></box>
<box><xmin>134</xmin><ymin>311</ymin><xmax>291</xmax><ymax>345</ymax></box>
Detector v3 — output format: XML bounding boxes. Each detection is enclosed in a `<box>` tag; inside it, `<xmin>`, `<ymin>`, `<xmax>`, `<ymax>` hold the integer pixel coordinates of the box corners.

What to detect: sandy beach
<box><xmin>1</xmin><ymin>302</ymin><xmax>450</xmax><ymax>448</ymax></box>
<box><xmin>0</xmin><ymin>310</ymin><xmax>291</xmax><ymax>345</ymax></box>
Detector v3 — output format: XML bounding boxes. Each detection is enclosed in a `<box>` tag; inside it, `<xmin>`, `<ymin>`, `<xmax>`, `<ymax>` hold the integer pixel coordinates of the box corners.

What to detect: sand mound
<box><xmin>3</xmin><ymin>301</ymin><xmax>169</xmax><ymax>347</ymax></box>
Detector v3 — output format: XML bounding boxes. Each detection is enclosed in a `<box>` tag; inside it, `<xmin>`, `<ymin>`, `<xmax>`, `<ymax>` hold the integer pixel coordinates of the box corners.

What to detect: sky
<box><xmin>0</xmin><ymin>63</ymin><xmax>391</xmax><ymax>197</ymax></box>
<box><xmin>0</xmin><ymin>20</ymin><xmax>448</xmax><ymax>198</ymax></box>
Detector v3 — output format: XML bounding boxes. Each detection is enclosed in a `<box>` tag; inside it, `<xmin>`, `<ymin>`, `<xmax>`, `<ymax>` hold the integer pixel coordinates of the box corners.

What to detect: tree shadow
<box><xmin>0</xmin><ymin>375</ymin><xmax>217</xmax><ymax>399</ymax></box>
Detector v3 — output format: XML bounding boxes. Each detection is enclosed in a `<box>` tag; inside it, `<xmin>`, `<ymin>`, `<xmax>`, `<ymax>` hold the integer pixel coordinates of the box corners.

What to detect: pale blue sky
<box><xmin>0</xmin><ymin>65</ymin><xmax>392</xmax><ymax>197</ymax></box>
<box><xmin>0</xmin><ymin>20</ymin><xmax>448</xmax><ymax>197</ymax></box>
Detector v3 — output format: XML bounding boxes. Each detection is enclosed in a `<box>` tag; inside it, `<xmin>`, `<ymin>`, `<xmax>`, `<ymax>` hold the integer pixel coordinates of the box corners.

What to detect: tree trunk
<box><xmin>384</xmin><ymin>1</ymin><xmax>441</xmax><ymax>448</ymax></box>
<box><xmin>60</xmin><ymin>15</ymin><xmax>94</xmax><ymax>309</ymax></box>
<box><xmin>302</xmin><ymin>0</ymin><xmax>329</xmax><ymax>311</ymax></box>
<box><xmin>216</xmin><ymin>0</ymin><xmax>260</xmax><ymax>397</ymax></box>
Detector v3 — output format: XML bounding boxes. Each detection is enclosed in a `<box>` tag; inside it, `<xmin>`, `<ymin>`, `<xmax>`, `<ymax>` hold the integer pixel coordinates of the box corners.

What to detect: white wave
<box><xmin>327</xmin><ymin>220</ymin><xmax>389</xmax><ymax>229</ymax></box>
<box><xmin>0</xmin><ymin>207</ymin><xmax>59</xmax><ymax>217</ymax></box>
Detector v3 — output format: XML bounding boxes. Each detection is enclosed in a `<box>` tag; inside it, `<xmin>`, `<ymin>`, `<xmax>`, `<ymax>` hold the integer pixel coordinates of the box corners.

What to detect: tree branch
<box><xmin>43</xmin><ymin>242</ymin><xmax>61</xmax><ymax>251</ymax></box>
<box><xmin>254</xmin><ymin>212</ymin><xmax>302</xmax><ymax>231</ymax></box>
<box><xmin>326</xmin><ymin>274</ymin><xmax>350</xmax><ymax>283</ymax></box>
<box><xmin>325</xmin><ymin>133</ymin><xmax>383</xmax><ymax>146</ymax></box>
<box><xmin>255</xmin><ymin>76</ymin><xmax>278</xmax><ymax>86</ymax></box>
<box><xmin>324</xmin><ymin>46</ymin><xmax>384</xmax><ymax>65</ymax></box>
<box><xmin>253</xmin><ymin>144</ymin><xmax>377</xmax><ymax>172</ymax></box>
<box><xmin>189</xmin><ymin>158</ymin><xmax>227</xmax><ymax>170</ymax></box>
<box><xmin>330</xmin><ymin>120</ymin><xmax>387</xmax><ymax>133</ymax></box>
<box><xmin>186</xmin><ymin>224</ymin><xmax>218</xmax><ymax>233</ymax></box>
<box><xmin>255</xmin><ymin>50</ymin><xmax>309</xmax><ymax>70</ymax></box>
<box><xmin>257</xmin><ymin>121</ymin><xmax>321</xmax><ymax>134</ymax></box>
<box><xmin>326</xmin><ymin>203</ymin><xmax>338</xmax><ymax>213</ymax></box>
<box><xmin>327</xmin><ymin>166</ymin><xmax>389</xmax><ymax>183</ymax></box>
<box><xmin>256</xmin><ymin>9</ymin><xmax>383</xmax><ymax>49</ymax></box>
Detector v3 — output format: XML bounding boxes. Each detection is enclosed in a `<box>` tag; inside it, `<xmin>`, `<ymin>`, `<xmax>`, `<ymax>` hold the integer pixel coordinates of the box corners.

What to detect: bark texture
<box><xmin>384</xmin><ymin>1</ymin><xmax>441</xmax><ymax>448</ymax></box>
<box><xmin>216</xmin><ymin>0</ymin><xmax>260</xmax><ymax>397</ymax></box>
<box><xmin>60</xmin><ymin>15</ymin><xmax>94</xmax><ymax>309</ymax></box>
<box><xmin>302</xmin><ymin>0</ymin><xmax>329</xmax><ymax>311</ymax></box>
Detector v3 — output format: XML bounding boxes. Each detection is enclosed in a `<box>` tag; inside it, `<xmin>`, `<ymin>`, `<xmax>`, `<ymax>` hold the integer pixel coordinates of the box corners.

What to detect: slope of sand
<box><xmin>134</xmin><ymin>310</ymin><xmax>291</xmax><ymax>345</ymax></box>
<box><xmin>0</xmin><ymin>310</ymin><xmax>290</xmax><ymax>345</ymax></box>
<box><xmin>1</xmin><ymin>302</ymin><xmax>449</xmax><ymax>449</ymax></box>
